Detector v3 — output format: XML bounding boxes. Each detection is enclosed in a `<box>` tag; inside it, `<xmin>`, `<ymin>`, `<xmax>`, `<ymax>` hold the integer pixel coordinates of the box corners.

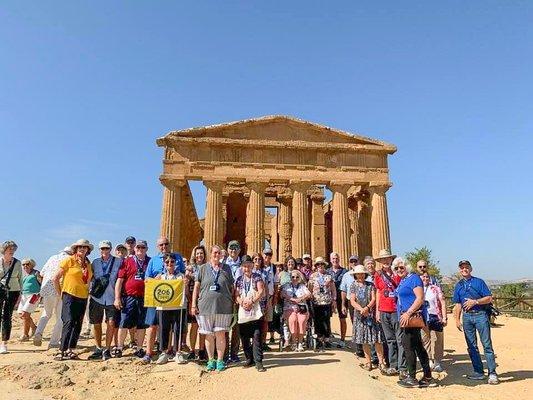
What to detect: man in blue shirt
<box><xmin>416</xmin><ymin>260</ymin><xmax>440</xmax><ymax>286</ymax></box>
<box><xmin>144</xmin><ymin>237</ymin><xmax>185</xmax><ymax>356</ymax></box>
<box><xmin>87</xmin><ymin>240</ymin><xmax>122</xmax><ymax>361</ymax></box>
<box><xmin>452</xmin><ymin>260</ymin><xmax>498</xmax><ymax>385</ymax></box>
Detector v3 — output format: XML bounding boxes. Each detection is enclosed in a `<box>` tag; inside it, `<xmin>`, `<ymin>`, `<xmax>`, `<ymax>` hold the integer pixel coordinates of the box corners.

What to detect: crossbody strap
<box><xmin>1</xmin><ymin>258</ymin><xmax>18</xmax><ymax>289</ymax></box>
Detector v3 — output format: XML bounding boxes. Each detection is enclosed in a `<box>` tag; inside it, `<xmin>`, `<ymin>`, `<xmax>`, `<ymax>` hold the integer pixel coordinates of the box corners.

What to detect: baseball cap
<box><xmin>349</xmin><ymin>255</ymin><xmax>359</xmax><ymax>262</ymax></box>
<box><xmin>241</xmin><ymin>255</ymin><xmax>253</xmax><ymax>264</ymax></box>
<box><xmin>458</xmin><ymin>260</ymin><xmax>471</xmax><ymax>267</ymax></box>
<box><xmin>99</xmin><ymin>240</ymin><xmax>112</xmax><ymax>249</ymax></box>
<box><xmin>302</xmin><ymin>253</ymin><xmax>311</xmax><ymax>260</ymax></box>
<box><xmin>295</xmin><ymin>257</ymin><xmax>303</xmax><ymax>265</ymax></box>
<box><xmin>135</xmin><ymin>240</ymin><xmax>148</xmax><ymax>248</ymax></box>
<box><xmin>125</xmin><ymin>236</ymin><xmax>136</xmax><ymax>244</ymax></box>
<box><xmin>228</xmin><ymin>240</ymin><xmax>240</xmax><ymax>250</ymax></box>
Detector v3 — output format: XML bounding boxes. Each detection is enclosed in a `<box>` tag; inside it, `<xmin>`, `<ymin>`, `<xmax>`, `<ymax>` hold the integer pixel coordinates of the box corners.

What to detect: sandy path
<box><xmin>1</xmin><ymin>314</ymin><xmax>531</xmax><ymax>400</ymax></box>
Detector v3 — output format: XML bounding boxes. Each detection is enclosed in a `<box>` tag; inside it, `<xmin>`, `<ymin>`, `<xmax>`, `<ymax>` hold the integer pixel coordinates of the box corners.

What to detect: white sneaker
<box><xmin>429</xmin><ymin>360</ymin><xmax>435</xmax><ymax>369</ymax></box>
<box><xmin>156</xmin><ymin>353</ymin><xmax>169</xmax><ymax>365</ymax></box>
<box><xmin>175</xmin><ymin>352</ymin><xmax>187</xmax><ymax>364</ymax></box>
<box><xmin>297</xmin><ymin>343</ymin><xmax>304</xmax><ymax>352</ymax></box>
<box><xmin>0</xmin><ymin>344</ymin><xmax>7</xmax><ymax>354</ymax></box>
<box><xmin>488</xmin><ymin>374</ymin><xmax>499</xmax><ymax>385</ymax></box>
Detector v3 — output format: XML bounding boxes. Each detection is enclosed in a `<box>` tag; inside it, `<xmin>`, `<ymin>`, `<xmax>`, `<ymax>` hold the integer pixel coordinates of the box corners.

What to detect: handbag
<box><xmin>237</xmin><ymin>278</ymin><xmax>263</xmax><ymax>324</ymax></box>
<box><xmin>404</xmin><ymin>311</ymin><xmax>426</xmax><ymax>329</ymax></box>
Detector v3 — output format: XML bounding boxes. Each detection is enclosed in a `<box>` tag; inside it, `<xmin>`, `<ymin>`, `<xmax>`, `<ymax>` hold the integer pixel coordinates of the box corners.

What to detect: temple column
<box><xmin>357</xmin><ymin>190</ymin><xmax>373</xmax><ymax>258</ymax></box>
<box><xmin>277</xmin><ymin>193</ymin><xmax>293</xmax><ymax>261</ymax></box>
<box><xmin>204</xmin><ymin>180</ymin><xmax>225</xmax><ymax>250</ymax></box>
<box><xmin>348</xmin><ymin>196</ymin><xmax>359</xmax><ymax>257</ymax></box>
<box><xmin>310</xmin><ymin>192</ymin><xmax>326</xmax><ymax>259</ymax></box>
<box><xmin>245</xmin><ymin>182</ymin><xmax>266</xmax><ymax>255</ymax></box>
<box><xmin>371</xmin><ymin>184</ymin><xmax>392</xmax><ymax>257</ymax></box>
<box><xmin>270</xmin><ymin>213</ymin><xmax>278</xmax><ymax>262</ymax></box>
<box><xmin>291</xmin><ymin>182</ymin><xmax>311</xmax><ymax>258</ymax></box>
<box><xmin>330</xmin><ymin>183</ymin><xmax>351</xmax><ymax>267</ymax></box>
<box><xmin>160</xmin><ymin>180</ymin><xmax>186</xmax><ymax>253</ymax></box>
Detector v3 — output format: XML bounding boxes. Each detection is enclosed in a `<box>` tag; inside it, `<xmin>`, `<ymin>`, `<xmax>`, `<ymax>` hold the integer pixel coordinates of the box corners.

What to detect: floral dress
<box><xmin>350</xmin><ymin>281</ymin><xmax>384</xmax><ymax>345</ymax></box>
<box><xmin>309</xmin><ymin>272</ymin><xmax>334</xmax><ymax>305</ymax></box>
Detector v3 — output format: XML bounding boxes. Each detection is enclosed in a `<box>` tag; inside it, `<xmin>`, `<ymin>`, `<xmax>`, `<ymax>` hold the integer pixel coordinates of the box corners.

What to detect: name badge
<box><xmin>209</xmin><ymin>284</ymin><xmax>220</xmax><ymax>292</ymax></box>
<box><xmin>134</xmin><ymin>275</ymin><xmax>143</xmax><ymax>281</ymax></box>
<box><xmin>319</xmin><ymin>287</ymin><xmax>325</xmax><ymax>294</ymax></box>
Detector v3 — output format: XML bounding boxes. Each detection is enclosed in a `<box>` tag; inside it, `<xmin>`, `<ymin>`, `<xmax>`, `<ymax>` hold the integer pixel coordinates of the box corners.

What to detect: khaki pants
<box><xmin>421</xmin><ymin>327</ymin><xmax>444</xmax><ymax>363</ymax></box>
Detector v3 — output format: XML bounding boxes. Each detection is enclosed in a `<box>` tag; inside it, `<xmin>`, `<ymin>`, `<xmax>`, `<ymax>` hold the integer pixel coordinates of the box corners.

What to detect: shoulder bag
<box><xmin>237</xmin><ymin>277</ymin><xmax>263</xmax><ymax>324</ymax></box>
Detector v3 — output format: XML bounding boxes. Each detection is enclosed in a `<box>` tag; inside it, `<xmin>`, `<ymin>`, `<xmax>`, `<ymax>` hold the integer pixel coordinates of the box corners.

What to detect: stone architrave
<box><xmin>330</xmin><ymin>183</ymin><xmax>352</xmax><ymax>267</ymax></box>
<box><xmin>371</xmin><ymin>184</ymin><xmax>392</xmax><ymax>257</ymax></box>
<box><xmin>245</xmin><ymin>182</ymin><xmax>267</xmax><ymax>255</ymax></box>
<box><xmin>277</xmin><ymin>193</ymin><xmax>293</xmax><ymax>261</ymax></box>
<box><xmin>204</xmin><ymin>180</ymin><xmax>225</xmax><ymax>250</ymax></box>
<box><xmin>291</xmin><ymin>181</ymin><xmax>311</xmax><ymax>258</ymax></box>
<box><xmin>310</xmin><ymin>192</ymin><xmax>326</xmax><ymax>259</ymax></box>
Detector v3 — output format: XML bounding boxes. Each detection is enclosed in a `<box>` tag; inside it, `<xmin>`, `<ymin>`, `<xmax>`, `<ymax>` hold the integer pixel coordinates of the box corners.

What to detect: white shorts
<box><xmin>17</xmin><ymin>293</ymin><xmax>40</xmax><ymax>314</ymax></box>
<box><xmin>197</xmin><ymin>314</ymin><xmax>233</xmax><ymax>335</ymax></box>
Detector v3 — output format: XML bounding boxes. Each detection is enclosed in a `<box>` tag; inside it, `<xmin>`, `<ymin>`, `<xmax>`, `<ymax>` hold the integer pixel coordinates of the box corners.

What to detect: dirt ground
<box><xmin>0</xmin><ymin>312</ymin><xmax>531</xmax><ymax>400</ymax></box>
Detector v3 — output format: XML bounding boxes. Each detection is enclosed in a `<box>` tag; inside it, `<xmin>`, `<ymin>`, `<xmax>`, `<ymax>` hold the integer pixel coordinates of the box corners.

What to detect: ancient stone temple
<box><xmin>156</xmin><ymin>115</ymin><xmax>396</xmax><ymax>266</ymax></box>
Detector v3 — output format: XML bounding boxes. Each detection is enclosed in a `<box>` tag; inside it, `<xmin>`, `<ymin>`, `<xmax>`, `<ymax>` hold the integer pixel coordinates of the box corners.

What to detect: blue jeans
<box><xmin>463</xmin><ymin>311</ymin><xmax>497</xmax><ymax>375</ymax></box>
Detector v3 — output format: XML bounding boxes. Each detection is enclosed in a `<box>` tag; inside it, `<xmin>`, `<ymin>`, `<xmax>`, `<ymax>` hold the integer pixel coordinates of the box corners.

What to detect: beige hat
<box><xmin>70</xmin><ymin>238</ymin><xmax>94</xmax><ymax>253</ymax></box>
<box><xmin>313</xmin><ymin>256</ymin><xmax>328</xmax><ymax>266</ymax></box>
<box><xmin>375</xmin><ymin>249</ymin><xmax>396</xmax><ymax>261</ymax></box>
<box><xmin>348</xmin><ymin>264</ymin><xmax>368</xmax><ymax>275</ymax></box>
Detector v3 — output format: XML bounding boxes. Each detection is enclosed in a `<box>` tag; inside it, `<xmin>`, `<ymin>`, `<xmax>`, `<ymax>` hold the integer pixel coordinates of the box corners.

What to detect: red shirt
<box><xmin>374</xmin><ymin>271</ymin><xmax>401</xmax><ymax>312</ymax></box>
<box><xmin>117</xmin><ymin>255</ymin><xmax>150</xmax><ymax>297</ymax></box>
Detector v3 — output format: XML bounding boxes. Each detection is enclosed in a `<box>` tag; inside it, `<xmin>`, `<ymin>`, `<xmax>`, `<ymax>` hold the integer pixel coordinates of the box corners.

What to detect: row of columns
<box><xmin>199</xmin><ymin>180</ymin><xmax>391</xmax><ymax>266</ymax></box>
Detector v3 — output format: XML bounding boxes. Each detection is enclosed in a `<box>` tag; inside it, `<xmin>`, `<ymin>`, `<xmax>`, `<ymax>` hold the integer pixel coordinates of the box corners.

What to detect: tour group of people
<box><xmin>0</xmin><ymin>238</ymin><xmax>499</xmax><ymax>387</ymax></box>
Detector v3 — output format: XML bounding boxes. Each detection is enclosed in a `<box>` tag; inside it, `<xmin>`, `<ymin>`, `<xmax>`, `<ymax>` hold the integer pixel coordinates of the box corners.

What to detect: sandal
<box><xmin>379</xmin><ymin>363</ymin><xmax>388</xmax><ymax>374</ymax></box>
<box><xmin>359</xmin><ymin>362</ymin><xmax>373</xmax><ymax>371</ymax></box>
<box><xmin>54</xmin><ymin>352</ymin><xmax>67</xmax><ymax>361</ymax></box>
<box><xmin>66</xmin><ymin>351</ymin><xmax>79</xmax><ymax>360</ymax></box>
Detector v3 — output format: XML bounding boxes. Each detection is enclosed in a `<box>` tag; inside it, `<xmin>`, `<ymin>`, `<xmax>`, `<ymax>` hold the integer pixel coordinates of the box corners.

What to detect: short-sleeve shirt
<box><xmin>327</xmin><ymin>267</ymin><xmax>347</xmax><ymax>292</ymax></box>
<box><xmin>262</xmin><ymin>264</ymin><xmax>275</xmax><ymax>296</ymax></box>
<box><xmin>396</xmin><ymin>273</ymin><xmax>425</xmax><ymax>317</ymax></box>
<box><xmin>235</xmin><ymin>272</ymin><xmax>264</xmax><ymax>311</ymax></box>
<box><xmin>339</xmin><ymin>272</ymin><xmax>355</xmax><ymax>294</ymax></box>
<box><xmin>22</xmin><ymin>270</ymin><xmax>41</xmax><ymax>295</ymax></box>
<box><xmin>225</xmin><ymin>256</ymin><xmax>242</xmax><ymax>280</ymax></box>
<box><xmin>280</xmin><ymin>283</ymin><xmax>310</xmax><ymax>312</ymax></box>
<box><xmin>146</xmin><ymin>252</ymin><xmax>185</xmax><ymax>278</ymax></box>
<box><xmin>374</xmin><ymin>271</ymin><xmax>401</xmax><ymax>313</ymax></box>
<box><xmin>91</xmin><ymin>255</ymin><xmax>122</xmax><ymax>306</ymax></box>
<box><xmin>309</xmin><ymin>272</ymin><xmax>335</xmax><ymax>305</ymax></box>
<box><xmin>196</xmin><ymin>262</ymin><xmax>234</xmax><ymax>315</ymax></box>
<box><xmin>40</xmin><ymin>252</ymin><xmax>70</xmax><ymax>297</ymax></box>
<box><xmin>60</xmin><ymin>256</ymin><xmax>93</xmax><ymax>299</ymax></box>
<box><xmin>452</xmin><ymin>276</ymin><xmax>492</xmax><ymax>312</ymax></box>
<box><xmin>117</xmin><ymin>255</ymin><xmax>150</xmax><ymax>297</ymax></box>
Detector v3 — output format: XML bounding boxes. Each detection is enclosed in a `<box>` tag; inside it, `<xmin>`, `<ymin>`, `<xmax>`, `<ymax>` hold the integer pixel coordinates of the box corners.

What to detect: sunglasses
<box><xmin>22</xmin><ymin>263</ymin><xmax>31</xmax><ymax>267</ymax></box>
<box><xmin>459</xmin><ymin>265</ymin><xmax>471</xmax><ymax>270</ymax></box>
<box><xmin>100</xmin><ymin>247</ymin><xmax>111</xmax><ymax>250</ymax></box>
<box><xmin>165</xmin><ymin>260</ymin><xmax>176</xmax><ymax>264</ymax></box>
<box><xmin>394</xmin><ymin>266</ymin><xmax>406</xmax><ymax>270</ymax></box>
<box><xmin>136</xmin><ymin>246</ymin><xmax>147</xmax><ymax>249</ymax></box>
<box><xmin>291</xmin><ymin>275</ymin><xmax>299</xmax><ymax>279</ymax></box>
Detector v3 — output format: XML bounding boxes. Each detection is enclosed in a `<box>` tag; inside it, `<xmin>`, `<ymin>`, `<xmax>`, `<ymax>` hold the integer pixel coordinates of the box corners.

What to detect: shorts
<box><xmin>119</xmin><ymin>296</ymin><xmax>148</xmax><ymax>329</ymax></box>
<box><xmin>17</xmin><ymin>293</ymin><xmax>40</xmax><ymax>314</ymax></box>
<box><xmin>336</xmin><ymin>295</ymin><xmax>348</xmax><ymax>319</ymax></box>
<box><xmin>89</xmin><ymin>298</ymin><xmax>118</xmax><ymax>324</ymax></box>
<box><xmin>144</xmin><ymin>307</ymin><xmax>158</xmax><ymax>327</ymax></box>
<box><xmin>197</xmin><ymin>314</ymin><xmax>233</xmax><ymax>335</ymax></box>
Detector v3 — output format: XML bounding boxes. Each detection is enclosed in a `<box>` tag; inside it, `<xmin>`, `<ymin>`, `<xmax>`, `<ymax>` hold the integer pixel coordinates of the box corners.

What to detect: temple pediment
<box><xmin>157</xmin><ymin>115</ymin><xmax>396</xmax><ymax>154</ymax></box>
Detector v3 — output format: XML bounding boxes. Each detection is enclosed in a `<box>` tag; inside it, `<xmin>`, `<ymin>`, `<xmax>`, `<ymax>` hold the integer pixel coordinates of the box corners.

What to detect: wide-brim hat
<box><xmin>375</xmin><ymin>249</ymin><xmax>396</xmax><ymax>261</ymax></box>
<box><xmin>70</xmin><ymin>239</ymin><xmax>94</xmax><ymax>253</ymax></box>
<box><xmin>313</xmin><ymin>256</ymin><xmax>328</xmax><ymax>266</ymax></box>
<box><xmin>348</xmin><ymin>264</ymin><xmax>368</xmax><ymax>275</ymax></box>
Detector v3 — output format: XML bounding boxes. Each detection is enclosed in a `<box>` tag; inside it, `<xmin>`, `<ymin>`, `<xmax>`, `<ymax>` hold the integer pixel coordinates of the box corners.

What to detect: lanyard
<box><xmin>210</xmin><ymin>264</ymin><xmax>220</xmax><ymax>284</ymax></box>
<box><xmin>291</xmin><ymin>284</ymin><xmax>298</xmax><ymax>298</ymax></box>
<box><xmin>134</xmin><ymin>256</ymin><xmax>145</xmax><ymax>275</ymax></box>
<box><xmin>243</xmin><ymin>276</ymin><xmax>252</xmax><ymax>296</ymax></box>
<box><xmin>317</xmin><ymin>273</ymin><xmax>326</xmax><ymax>287</ymax></box>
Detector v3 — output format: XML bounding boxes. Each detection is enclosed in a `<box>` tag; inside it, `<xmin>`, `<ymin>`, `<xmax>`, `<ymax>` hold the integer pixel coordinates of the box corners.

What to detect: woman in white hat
<box><xmin>308</xmin><ymin>257</ymin><xmax>336</xmax><ymax>351</ymax></box>
<box><xmin>53</xmin><ymin>239</ymin><xmax>93</xmax><ymax>360</ymax></box>
<box><xmin>17</xmin><ymin>258</ymin><xmax>41</xmax><ymax>341</ymax></box>
<box><xmin>349</xmin><ymin>264</ymin><xmax>386</xmax><ymax>371</ymax></box>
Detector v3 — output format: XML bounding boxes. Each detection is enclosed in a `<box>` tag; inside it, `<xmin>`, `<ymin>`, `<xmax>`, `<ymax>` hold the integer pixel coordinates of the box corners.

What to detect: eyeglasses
<box><xmin>395</xmin><ymin>266</ymin><xmax>406</xmax><ymax>270</ymax></box>
<box><xmin>459</xmin><ymin>265</ymin><xmax>470</xmax><ymax>270</ymax></box>
<box><xmin>22</xmin><ymin>263</ymin><xmax>31</xmax><ymax>267</ymax></box>
<box><xmin>100</xmin><ymin>247</ymin><xmax>111</xmax><ymax>250</ymax></box>
<box><xmin>165</xmin><ymin>260</ymin><xmax>176</xmax><ymax>264</ymax></box>
<box><xmin>418</xmin><ymin>265</ymin><xmax>427</xmax><ymax>269</ymax></box>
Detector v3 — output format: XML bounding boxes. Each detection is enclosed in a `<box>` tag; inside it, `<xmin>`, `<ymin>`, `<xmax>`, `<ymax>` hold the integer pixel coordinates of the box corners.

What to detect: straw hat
<box><xmin>70</xmin><ymin>239</ymin><xmax>94</xmax><ymax>253</ymax></box>
<box><xmin>313</xmin><ymin>256</ymin><xmax>328</xmax><ymax>266</ymax></box>
<box><xmin>375</xmin><ymin>249</ymin><xmax>396</xmax><ymax>261</ymax></box>
<box><xmin>348</xmin><ymin>264</ymin><xmax>368</xmax><ymax>275</ymax></box>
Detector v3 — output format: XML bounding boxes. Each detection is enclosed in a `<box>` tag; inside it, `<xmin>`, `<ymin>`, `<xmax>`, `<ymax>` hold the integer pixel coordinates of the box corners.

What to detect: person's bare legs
<box><xmin>363</xmin><ymin>343</ymin><xmax>372</xmax><ymax>365</ymax></box>
<box><xmin>374</xmin><ymin>342</ymin><xmax>386</xmax><ymax>365</ymax></box>
<box><xmin>21</xmin><ymin>313</ymin><xmax>30</xmax><ymax>337</ymax></box>
<box><xmin>136</xmin><ymin>328</ymin><xmax>147</xmax><ymax>353</ymax></box>
<box><xmin>117</xmin><ymin>328</ymin><xmax>128</xmax><ymax>348</ymax></box>
<box><xmin>145</xmin><ymin>326</ymin><xmax>157</xmax><ymax>356</ymax></box>
<box><xmin>105</xmin><ymin>320</ymin><xmax>116</xmax><ymax>350</ymax></box>
<box><xmin>205</xmin><ymin>334</ymin><xmax>216</xmax><ymax>359</ymax></box>
<box><xmin>93</xmin><ymin>324</ymin><xmax>103</xmax><ymax>348</ymax></box>
<box><xmin>340</xmin><ymin>317</ymin><xmax>347</xmax><ymax>341</ymax></box>
<box><xmin>190</xmin><ymin>322</ymin><xmax>198</xmax><ymax>353</ymax></box>
<box><xmin>214</xmin><ymin>331</ymin><xmax>226</xmax><ymax>361</ymax></box>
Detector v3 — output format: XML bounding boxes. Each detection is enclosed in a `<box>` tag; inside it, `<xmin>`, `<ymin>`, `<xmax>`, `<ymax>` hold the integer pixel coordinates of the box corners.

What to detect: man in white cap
<box><xmin>33</xmin><ymin>246</ymin><xmax>73</xmax><ymax>348</ymax></box>
<box><xmin>87</xmin><ymin>241</ymin><xmax>123</xmax><ymax>360</ymax></box>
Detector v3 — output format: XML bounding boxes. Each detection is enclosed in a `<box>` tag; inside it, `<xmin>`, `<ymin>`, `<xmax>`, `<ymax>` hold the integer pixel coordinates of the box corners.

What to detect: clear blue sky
<box><xmin>1</xmin><ymin>1</ymin><xmax>532</xmax><ymax>280</ymax></box>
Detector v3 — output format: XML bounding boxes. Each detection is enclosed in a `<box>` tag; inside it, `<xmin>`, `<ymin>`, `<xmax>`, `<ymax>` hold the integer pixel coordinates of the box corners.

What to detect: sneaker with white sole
<box><xmin>0</xmin><ymin>344</ymin><xmax>7</xmax><ymax>354</ymax></box>
<box><xmin>297</xmin><ymin>343</ymin><xmax>304</xmax><ymax>352</ymax></box>
<box><xmin>488</xmin><ymin>373</ymin><xmax>499</xmax><ymax>385</ymax></box>
<box><xmin>432</xmin><ymin>363</ymin><xmax>444</xmax><ymax>373</ymax></box>
<box><xmin>156</xmin><ymin>353</ymin><xmax>169</xmax><ymax>365</ymax></box>
<box><xmin>175</xmin><ymin>353</ymin><xmax>187</xmax><ymax>364</ymax></box>
<box><xmin>33</xmin><ymin>333</ymin><xmax>43</xmax><ymax>346</ymax></box>
<box><xmin>467</xmin><ymin>372</ymin><xmax>485</xmax><ymax>380</ymax></box>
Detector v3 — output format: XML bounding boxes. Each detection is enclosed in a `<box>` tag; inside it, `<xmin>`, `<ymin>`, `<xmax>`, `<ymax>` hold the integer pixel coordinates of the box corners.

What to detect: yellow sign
<box><xmin>144</xmin><ymin>278</ymin><xmax>185</xmax><ymax>308</ymax></box>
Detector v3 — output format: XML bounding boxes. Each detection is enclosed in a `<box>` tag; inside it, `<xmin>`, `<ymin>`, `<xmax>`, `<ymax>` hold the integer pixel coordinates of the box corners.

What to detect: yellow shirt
<box><xmin>60</xmin><ymin>256</ymin><xmax>93</xmax><ymax>299</ymax></box>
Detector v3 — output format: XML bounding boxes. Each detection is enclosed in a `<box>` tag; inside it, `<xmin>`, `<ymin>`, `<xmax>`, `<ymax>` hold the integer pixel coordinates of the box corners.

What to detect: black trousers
<box><xmin>0</xmin><ymin>290</ymin><xmax>20</xmax><ymax>341</ymax></box>
<box><xmin>313</xmin><ymin>304</ymin><xmax>332</xmax><ymax>339</ymax></box>
<box><xmin>158</xmin><ymin>309</ymin><xmax>186</xmax><ymax>351</ymax></box>
<box><xmin>401</xmin><ymin>327</ymin><xmax>431</xmax><ymax>379</ymax></box>
<box><xmin>61</xmin><ymin>293</ymin><xmax>87</xmax><ymax>351</ymax></box>
<box><xmin>239</xmin><ymin>318</ymin><xmax>263</xmax><ymax>363</ymax></box>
